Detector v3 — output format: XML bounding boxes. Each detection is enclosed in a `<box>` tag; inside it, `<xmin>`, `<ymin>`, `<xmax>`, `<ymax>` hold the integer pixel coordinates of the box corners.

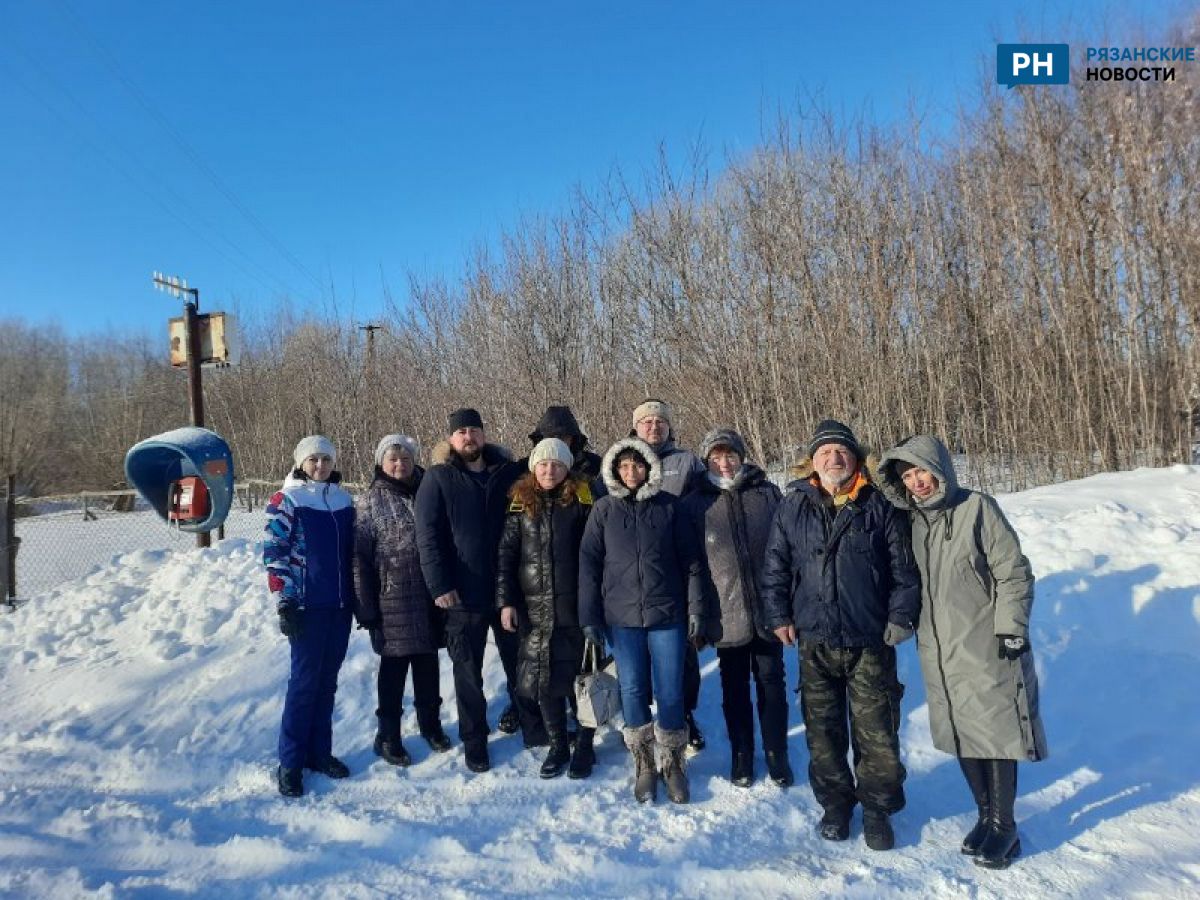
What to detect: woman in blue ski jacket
<box><xmin>263</xmin><ymin>435</ymin><xmax>355</xmax><ymax>798</ymax></box>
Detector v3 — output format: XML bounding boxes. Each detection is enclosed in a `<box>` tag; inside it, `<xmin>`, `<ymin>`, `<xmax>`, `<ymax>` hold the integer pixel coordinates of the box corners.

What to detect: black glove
<box><xmin>369</xmin><ymin>627</ymin><xmax>386</xmax><ymax>655</ymax></box>
<box><xmin>688</xmin><ymin>614</ymin><xmax>705</xmax><ymax>646</ymax></box>
<box><xmin>278</xmin><ymin>605</ymin><xmax>304</xmax><ymax>638</ymax></box>
<box><xmin>583</xmin><ymin>625</ymin><xmax>606</xmax><ymax>649</ymax></box>
<box><xmin>997</xmin><ymin>635</ymin><xmax>1028</xmax><ymax>660</ymax></box>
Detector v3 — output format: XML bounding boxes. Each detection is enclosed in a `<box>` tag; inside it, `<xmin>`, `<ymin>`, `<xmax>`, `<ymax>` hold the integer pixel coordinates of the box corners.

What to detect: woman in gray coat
<box><xmin>879</xmin><ymin>435</ymin><xmax>1048</xmax><ymax>870</ymax></box>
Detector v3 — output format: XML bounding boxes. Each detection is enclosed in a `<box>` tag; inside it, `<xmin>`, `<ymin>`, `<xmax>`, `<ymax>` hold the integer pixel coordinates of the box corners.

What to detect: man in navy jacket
<box><xmin>761</xmin><ymin>420</ymin><xmax>920</xmax><ymax>851</ymax></box>
<box><xmin>416</xmin><ymin>408</ymin><xmax>543</xmax><ymax>772</ymax></box>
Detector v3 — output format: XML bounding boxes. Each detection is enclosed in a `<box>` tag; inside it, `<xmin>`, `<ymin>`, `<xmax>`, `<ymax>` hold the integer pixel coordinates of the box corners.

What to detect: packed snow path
<box><xmin>2</xmin><ymin>467</ymin><xmax>1199</xmax><ymax>898</ymax></box>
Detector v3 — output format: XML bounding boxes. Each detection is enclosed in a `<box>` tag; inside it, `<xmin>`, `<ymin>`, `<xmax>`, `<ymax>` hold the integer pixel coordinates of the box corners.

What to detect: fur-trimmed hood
<box><xmin>600</xmin><ymin>437</ymin><xmax>664</xmax><ymax>501</ymax></box>
<box><xmin>430</xmin><ymin>439</ymin><xmax>513</xmax><ymax>469</ymax></box>
<box><xmin>785</xmin><ymin>448</ymin><xmax>880</xmax><ymax>492</ymax></box>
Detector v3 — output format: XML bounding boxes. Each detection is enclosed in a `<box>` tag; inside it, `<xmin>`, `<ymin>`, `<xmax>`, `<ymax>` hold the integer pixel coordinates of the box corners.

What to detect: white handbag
<box><xmin>574</xmin><ymin>641</ymin><xmax>621</xmax><ymax>729</ymax></box>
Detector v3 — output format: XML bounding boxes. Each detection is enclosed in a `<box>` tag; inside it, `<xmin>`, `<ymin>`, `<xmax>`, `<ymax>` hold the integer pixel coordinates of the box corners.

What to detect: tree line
<box><xmin>4</xmin><ymin>15</ymin><xmax>1198</xmax><ymax>496</ymax></box>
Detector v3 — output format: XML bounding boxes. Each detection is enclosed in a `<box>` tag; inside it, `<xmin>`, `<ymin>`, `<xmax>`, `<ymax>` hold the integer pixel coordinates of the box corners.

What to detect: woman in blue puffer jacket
<box><xmin>263</xmin><ymin>435</ymin><xmax>355</xmax><ymax>798</ymax></box>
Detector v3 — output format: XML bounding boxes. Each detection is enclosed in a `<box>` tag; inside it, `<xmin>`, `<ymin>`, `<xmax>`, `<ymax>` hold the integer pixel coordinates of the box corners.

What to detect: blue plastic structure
<box><xmin>124</xmin><ymin>427</ymin><xmax>235</xmax><ymax>532</ymax></box>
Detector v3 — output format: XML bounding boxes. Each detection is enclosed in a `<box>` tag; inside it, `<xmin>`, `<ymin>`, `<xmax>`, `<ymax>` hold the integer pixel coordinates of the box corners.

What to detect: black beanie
<box><xmin>808</xmin><ymin>419</ymin><xmax>861</xmax><ymax>459</ymax></box>
<box><xmin>448</xmin><ymin>407</ymin><xmax>484</xmax><ymax>433</ymax></box>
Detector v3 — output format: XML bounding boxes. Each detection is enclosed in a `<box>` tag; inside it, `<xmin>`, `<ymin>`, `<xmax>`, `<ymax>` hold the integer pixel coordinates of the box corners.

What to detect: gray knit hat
<box><xmin>699</xmin><ymin>427</ymin><xmax>747</xmax><ymax>462</ymax></box>
<box><xmin>528</xmin><ymin>437</ymin><xmax>574</xmax><ymax>472</ymax></box>
<box><xmin>374</xmin><ymin>433</ymin><xmax>420</xmax><ymax>467</ymax></box>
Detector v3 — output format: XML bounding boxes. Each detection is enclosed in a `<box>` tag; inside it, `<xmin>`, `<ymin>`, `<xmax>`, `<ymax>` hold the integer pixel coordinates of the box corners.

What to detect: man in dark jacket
<box><xmin>415</xmin><ymin>408</ymin><xmax>544</xmax><ymax>773</ymax></box>
<box><xmin>527</xmin><ymin>404</ymin><xmax>603</xmax><ymax>490</ymax></box>
<box><xmin>630</xmin><ymin>398</ymin><xmax>708</xmax><ymax>752</ymax></box>
<box><xmin>760</xmin><ymin>420</ymin><xmax>920</xmax><ymax>851</ymax></box>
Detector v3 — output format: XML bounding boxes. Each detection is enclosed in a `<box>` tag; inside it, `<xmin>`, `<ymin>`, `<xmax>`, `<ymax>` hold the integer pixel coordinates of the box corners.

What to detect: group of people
<box><xmin>261</xmin><ymin>401</ymin><xmax>1047</xmax><ymax>870</ymax></box>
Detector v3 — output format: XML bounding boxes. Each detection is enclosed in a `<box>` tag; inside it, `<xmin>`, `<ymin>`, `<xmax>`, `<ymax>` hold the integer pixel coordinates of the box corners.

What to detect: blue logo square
<box><xmin>997</xmin><ymin>44</ymin><xmax>1070</xmax><ymax>87</ymax></box>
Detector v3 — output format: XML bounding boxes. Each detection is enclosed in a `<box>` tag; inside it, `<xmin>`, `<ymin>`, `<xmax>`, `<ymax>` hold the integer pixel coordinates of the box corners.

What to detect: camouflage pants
<box><xmin>798</xmin><ymin>641</ymin><xmax>906</xmax><ymax>815</ymax></box>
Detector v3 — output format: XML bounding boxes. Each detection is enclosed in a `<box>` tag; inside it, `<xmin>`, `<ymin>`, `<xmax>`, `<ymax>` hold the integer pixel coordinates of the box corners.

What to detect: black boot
<box><xmin>976</xmin><ymin>760</ymin><xmax>1021</xmax><ymax>869</ymax></box>
<box><xmin>374</xmin><ymin>716</ymin><xmax>411</xmax><ymax>767</ymax></box>
<box><xmin>306</xmin><ymin>756</ymin><xmax>350</xmax><ymax>778</ymax></box>
<box><xmin>464</xmin><ymin>741</ymin><xmax>491</xmax><ymax>774</ymax></box>
<box><xmin>540</xmin><ymin>735</ymin><xmax>572</xmax><ymax>779</ymax></box>
<box><xmin>417</xmin><ymin>709</ymin><xmax>453</xmax><ymax>753</ymax></box>
<box><xmin>497</xmin><ymin>703</ymin><xmax>520</xmax><ymax>734</ymax></box>
<box><xmin>568</xmin><ymin>727</ymin><xmax>596</xmax><ymax>780</ymax></box>
<box><xmin>765</xmin><ymin>750</ymin><xmax>794</xmax><ymax>788</ymax></box>
<box><xmin>863</xmin><ymin>809</ymin><xmax>895</xmax><ymax>851</ymax></box>
<box><xmin>730</xmin><ymin>750</ymin><xmax>754</xmax><ymax>788</ymax></box>
<box><xmin>685</xmin><ymin>712</ymin><xmax>706</xmax><ymax>755</ymax></box>
<box><xmin>819</xmin><ymin>807</ymin><xmax>852</xmax><ymax>841</ymax></box>
<box><xmin>276</xmin><ymin>765</ymin><xmax>303</xmax><ymax>797</ymax></box>
<box><xmin>958</xmin><ymin>757</ymin><xmax>991</xmax><ymax>855</ymax></box>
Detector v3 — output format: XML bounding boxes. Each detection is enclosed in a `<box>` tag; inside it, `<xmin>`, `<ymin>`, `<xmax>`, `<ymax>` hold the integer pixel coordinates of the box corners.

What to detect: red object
<box><xmin>168</xmin><ymin>477</ymin><xmax>210</xmax><ymax>522</ymax></box>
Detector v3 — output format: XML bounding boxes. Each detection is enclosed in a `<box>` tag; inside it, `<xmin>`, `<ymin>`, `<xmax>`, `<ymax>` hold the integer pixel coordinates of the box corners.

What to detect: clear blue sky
<box><xmin>0</xmin><ymin>0</ymin><xmax>1183</xmax><ymax>337</ymax></box>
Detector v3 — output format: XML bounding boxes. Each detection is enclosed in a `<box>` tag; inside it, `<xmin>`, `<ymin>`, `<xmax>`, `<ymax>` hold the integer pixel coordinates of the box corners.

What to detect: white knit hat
<box><xmin>374</xmin><ymin>433</ymin><xmax>420</xmax><ymax>466</ymax></box>
<box><xmin>528</xmin><ymin>437</ymin><xmax>574</xmax><ymax>472</ymax></box>
<box><xmin>632</xmin><ymin>399</ymin><xmax>673</xmax><ymax>428</ymax></box>
<box><xmin>293</xmin><ymin>435</ymin><xmax>336</xmax><ymax>468</ymax></box>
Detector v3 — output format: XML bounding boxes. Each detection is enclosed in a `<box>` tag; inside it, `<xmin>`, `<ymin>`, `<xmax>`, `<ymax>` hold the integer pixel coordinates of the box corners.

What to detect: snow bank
<box><xmin>1</xmin><ymin>467</ymin><xmax>1198</xmax><ymax>898</ymax></box>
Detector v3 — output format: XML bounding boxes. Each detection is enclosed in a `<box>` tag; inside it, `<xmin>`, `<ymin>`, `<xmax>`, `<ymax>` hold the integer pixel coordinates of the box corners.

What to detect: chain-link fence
<box><xmin>7</xmin><ymin>480</ymin><xmax>365</xmax><ymax>602</ymax></box>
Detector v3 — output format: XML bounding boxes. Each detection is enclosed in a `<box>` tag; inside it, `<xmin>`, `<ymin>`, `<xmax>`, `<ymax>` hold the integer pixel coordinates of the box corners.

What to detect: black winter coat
<box><xmin>496</xmin><ymin>480</ymin><xmax>592</xmax><ymax>699</ymax></box>
<box><xmin>578</xmin><ymin>438</ymin><xmax>705</xmax><ymax>630</ymax></box>
<box><xmin>353</xmin><ymin>467</ymin><xmax>442</xmax><ymax>656</ymax></box>
<box><xmin>760</xmin><ymin>478</ymin><xmax>920</xmax><ymax>648</ymax></box>
<box><xmin>680</xmin><ymin>465</ymin><xmax>782</xmax><ymax>648</ymax></box>
<box><xmin>415</xmin><ymin>443</ymin><xmax>520</xmax><ymax>613</ymax></box>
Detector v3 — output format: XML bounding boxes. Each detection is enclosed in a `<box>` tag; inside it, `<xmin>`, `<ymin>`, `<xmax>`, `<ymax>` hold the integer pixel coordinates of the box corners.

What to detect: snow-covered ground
<box><xmin>2</xmin><ymin>467</ymin><xmax>1199</xmax><ymax>898</ymax></box>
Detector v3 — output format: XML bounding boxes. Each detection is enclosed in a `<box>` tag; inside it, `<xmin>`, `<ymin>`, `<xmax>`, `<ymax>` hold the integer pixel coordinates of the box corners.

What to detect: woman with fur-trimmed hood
<box><xmin>879</xmin><ymin>434</ymin><xmax>1047</xmax><ymax>870</ymax></box>
<box><xmin>578</xmin><ymin>437</ymin><xmax>706</xmax><ymax>804</ymax></box>
<box><xmin>496</xmin><ymin>438</ymin><xmax>595</xmax><ymax>779</ymax></box>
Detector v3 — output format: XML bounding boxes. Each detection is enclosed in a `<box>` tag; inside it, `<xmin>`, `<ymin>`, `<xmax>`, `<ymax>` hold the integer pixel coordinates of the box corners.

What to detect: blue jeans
<box><xmin>609</xmin><ymin>622</ymin><xmax>687</xmax><ymax>730</ymax></box>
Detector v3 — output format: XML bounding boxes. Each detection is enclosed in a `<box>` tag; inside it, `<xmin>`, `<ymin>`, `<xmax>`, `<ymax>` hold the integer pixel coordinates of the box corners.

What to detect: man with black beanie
<box><xmin>415</xmin><ymin>408</ymin><xmax>546</xmax><ymax>772</ymax></box>
<box><xmin>760</xmin><ymin>419</ymin><xmax>920</xmax><ymax>851</ymax></box>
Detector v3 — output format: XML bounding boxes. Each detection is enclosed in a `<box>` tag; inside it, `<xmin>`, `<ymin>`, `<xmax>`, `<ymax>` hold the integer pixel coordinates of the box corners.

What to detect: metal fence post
<box><xmin>3</xmin><ymin>474</ymin><xmax>15</xmax><ymax>607</ymax></box>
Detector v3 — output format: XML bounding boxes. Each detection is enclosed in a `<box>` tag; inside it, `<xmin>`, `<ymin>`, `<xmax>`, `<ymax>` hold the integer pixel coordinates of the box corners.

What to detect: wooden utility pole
<box><xmin>153</xmin><ymin>272</ymin><xmax>210</xmax><ymax>548</ymax></box>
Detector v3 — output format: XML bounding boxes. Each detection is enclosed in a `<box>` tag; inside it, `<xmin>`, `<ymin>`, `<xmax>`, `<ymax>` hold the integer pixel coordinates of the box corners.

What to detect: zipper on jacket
<box><xmin>324</xmin><ymin>481</ymin><xmax>346</xmax><ymax>610</ymax></box>
<box><xmin>921</xmin><ymin>509</ymin><xmax>962</xmax><ymax>756</ymax></box>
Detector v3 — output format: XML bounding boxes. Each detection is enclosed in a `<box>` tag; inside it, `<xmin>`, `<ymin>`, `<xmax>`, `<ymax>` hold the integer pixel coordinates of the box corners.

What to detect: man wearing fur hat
<box><xmin>630</xmin><ymin>398</ymin><xmax>709</xmax><ymax>752</ymax></box>
<box><xmin>760</xmin><ymin>419</ymin><xmax>920</xmax><ymax>851</ymax></box>
<box><xmin>415</xmin><ymin>408</ymin><xmax>544</xmax><ymax>773</ymax></box>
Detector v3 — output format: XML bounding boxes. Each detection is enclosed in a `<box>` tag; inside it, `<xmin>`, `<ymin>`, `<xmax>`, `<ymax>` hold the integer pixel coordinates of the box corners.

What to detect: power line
<box><xmin>54</xmin><ymin>0</ymin><xmax>330</xmax><ymax>298</ymax></box>
<box><xmin>0</xmin><ymin>45</ymin><xmax>294</xmax><ymax>300</ymax></box>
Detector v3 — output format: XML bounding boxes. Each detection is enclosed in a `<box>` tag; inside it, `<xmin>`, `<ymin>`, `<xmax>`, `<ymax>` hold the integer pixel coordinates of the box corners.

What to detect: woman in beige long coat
<box><xmin>879</xmin><ymin>435</ymin><xmax>1047</xmax><ymax>871</ymax></box>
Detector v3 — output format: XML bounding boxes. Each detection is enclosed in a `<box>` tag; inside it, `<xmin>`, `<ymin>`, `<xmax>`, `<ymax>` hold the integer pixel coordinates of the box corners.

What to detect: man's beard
<box><xmin>819</xmin><ymin>469</ymin><xmax>852</xmax><ymax>492</ymax></box>
<box><xmin>458</xmin><ymin>445</ymin><xmax>482</xmax><ymax>463</ymax></box>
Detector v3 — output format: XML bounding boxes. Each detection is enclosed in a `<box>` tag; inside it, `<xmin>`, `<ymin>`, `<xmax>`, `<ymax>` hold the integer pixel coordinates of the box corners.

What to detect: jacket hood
<box><xmin>877</xmin><ymin>435</ymin><xmax>960</xmax><ymax>509</ymax></box>
<box><xmin>430</xmin><ymin>440</ymin><xmax>513</xmax><ymax>468</ymax></box>
<box><xmin>601</xmin><ymin>437</ymin><xmax>664</xmax><ymax>501</ymax></box>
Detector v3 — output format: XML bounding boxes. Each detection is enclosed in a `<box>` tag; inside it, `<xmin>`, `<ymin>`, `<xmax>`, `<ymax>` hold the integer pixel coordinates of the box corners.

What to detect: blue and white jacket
<box><xmin>263</xmin><ymin>471</ymin><xmax>355</xmax><ymax>614</ymax></box>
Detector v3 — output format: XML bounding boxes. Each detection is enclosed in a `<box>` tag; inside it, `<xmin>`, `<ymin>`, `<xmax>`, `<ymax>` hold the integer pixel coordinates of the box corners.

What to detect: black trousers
<box><xmin>376</xmin><ymin>652</ymin><xmax>441</xmax><ymax>732</ymax></box>
<box><xmin>798</xmin><ymin>641</ymin><xmax>906</xmax><ymax>815</ymax></box>
<box><xmin>445</xmin><ymin>609</ymin><xmax>542</xmax><ymax>747</ymax></box>
<box><xmin>716</xmin><ymin>636</ymin><xmax>788</xmax><ymax>754</ymax></box>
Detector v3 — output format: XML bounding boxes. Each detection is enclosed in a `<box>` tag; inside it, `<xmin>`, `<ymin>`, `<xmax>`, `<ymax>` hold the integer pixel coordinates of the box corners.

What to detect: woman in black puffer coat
<box><xmin>497</xmin><ymin>438</ymin><xmax>594</xmax><ymax>779</ymax></box>
<box><xmin>353</xmin><ymin>434</ymin><xmax>451</xmax><ymax>767</ymax></box>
